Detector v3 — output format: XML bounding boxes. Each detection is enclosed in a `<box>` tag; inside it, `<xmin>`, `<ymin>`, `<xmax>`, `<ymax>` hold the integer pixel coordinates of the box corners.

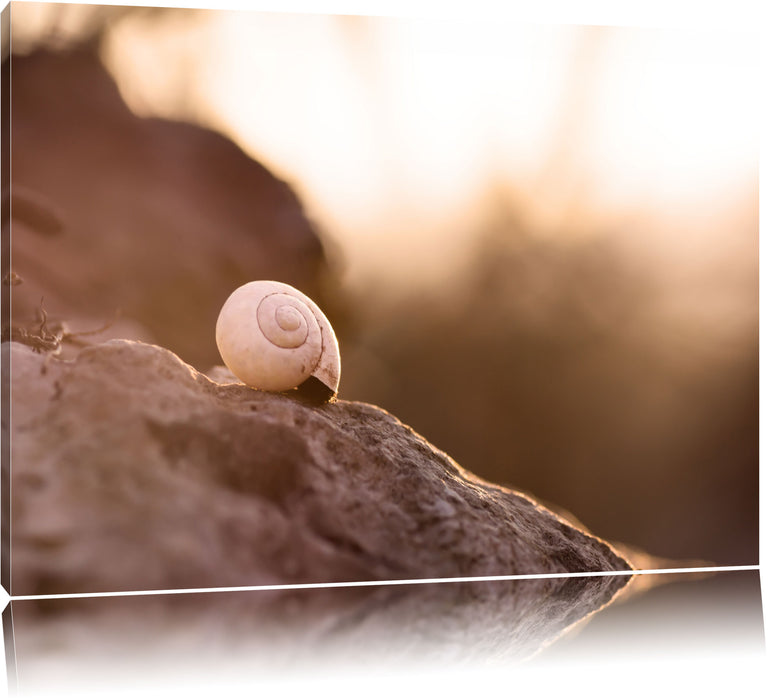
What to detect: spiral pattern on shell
<box><xmin>215</xmin><ymin>281</ymin><xmax>340</xmax><ymax>399</ymax></box>
<box><xmin>256</xmin><ymin>292</ymin><xmax>318</xmax><ymax>350</ymax></box>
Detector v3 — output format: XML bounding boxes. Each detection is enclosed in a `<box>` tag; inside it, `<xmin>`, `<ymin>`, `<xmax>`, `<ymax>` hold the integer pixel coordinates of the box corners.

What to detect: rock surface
<box><xmin>5</xmin><ymin>339</ymin><xmax>630</xmax><ymax>599</ymax></box>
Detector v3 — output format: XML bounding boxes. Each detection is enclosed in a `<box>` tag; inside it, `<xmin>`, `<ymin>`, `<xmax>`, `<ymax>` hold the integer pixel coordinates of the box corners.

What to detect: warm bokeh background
<box><xmin>8</xmin><ymin>2</ymin><xmax>759</xmax><ymax>566</ymax></box>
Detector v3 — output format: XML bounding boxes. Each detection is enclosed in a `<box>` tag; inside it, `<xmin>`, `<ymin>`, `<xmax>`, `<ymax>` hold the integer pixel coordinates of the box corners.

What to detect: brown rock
<box><xmin>5</xmin><ymin>339</ymin><xmax>630</xmax><ymax>599</ymax></box>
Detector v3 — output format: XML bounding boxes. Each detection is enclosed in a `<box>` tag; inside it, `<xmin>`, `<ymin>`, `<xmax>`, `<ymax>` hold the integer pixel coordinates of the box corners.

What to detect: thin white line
<box><xmin>8</xmin><ymin>565</ymin><xmax>759</xmax><ymax>602</ymax></box>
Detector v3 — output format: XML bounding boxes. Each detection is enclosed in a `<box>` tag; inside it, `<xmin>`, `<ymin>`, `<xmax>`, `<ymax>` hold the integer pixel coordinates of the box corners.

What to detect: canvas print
<box><xmin>0</xmin><ymin>2</ymin><xmax>764</xmax><ymax>695</ymax></box>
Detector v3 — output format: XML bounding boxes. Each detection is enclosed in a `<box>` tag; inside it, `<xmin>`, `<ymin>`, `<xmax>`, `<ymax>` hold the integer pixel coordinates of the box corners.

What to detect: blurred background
<box><xmin>5</xmin><ymin>2</ymin><xmax>759</xmax><ymax>567</ymax></box>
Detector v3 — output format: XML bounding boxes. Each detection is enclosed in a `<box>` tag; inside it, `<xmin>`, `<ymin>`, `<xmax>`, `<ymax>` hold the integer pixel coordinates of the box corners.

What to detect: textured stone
<box><xmin>5</xmin><ymin>339</ymin><xmax>630</xmax><ymax>599</ymax></box>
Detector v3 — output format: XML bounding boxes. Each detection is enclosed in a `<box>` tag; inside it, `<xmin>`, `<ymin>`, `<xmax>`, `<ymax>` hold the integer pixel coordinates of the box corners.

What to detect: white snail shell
<box><xmin>215</xmin><ymin>281</ymin><xmax>340</xmax><ymax>399</ymax></box>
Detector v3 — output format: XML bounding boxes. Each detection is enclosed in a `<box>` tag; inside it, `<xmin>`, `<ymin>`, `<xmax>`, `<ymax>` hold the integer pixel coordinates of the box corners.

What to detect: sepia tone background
<box><xmin>5</xmin><ymin>2</ymin><xmax>759</xmax><ymax>568</ymax></box>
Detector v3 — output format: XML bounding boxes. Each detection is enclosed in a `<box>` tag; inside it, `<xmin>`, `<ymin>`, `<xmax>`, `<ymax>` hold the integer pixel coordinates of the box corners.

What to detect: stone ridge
<box><xmin>5</xmin><ymin>339</ymin><xmax>631</xmax><ymax>597</ymax></box>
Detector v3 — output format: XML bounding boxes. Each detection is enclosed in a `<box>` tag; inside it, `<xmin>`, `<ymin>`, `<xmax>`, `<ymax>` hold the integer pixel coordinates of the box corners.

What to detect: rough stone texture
<box><xmin>5</xmin><ymin>339</ymin><xmax>630</xmax><ymax>599</ymax></box>
<box><xmin>4</xmin><ymin>46</ymin><xmax>338</xmax><ymax>370</ymax></box>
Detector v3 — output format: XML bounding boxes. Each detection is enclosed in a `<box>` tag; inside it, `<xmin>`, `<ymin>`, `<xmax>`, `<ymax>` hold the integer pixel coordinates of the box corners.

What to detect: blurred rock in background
<box><xmin>6</xmin><ymin>29</ymin><xmax>340</xmax><ymax>369</ymax></box>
